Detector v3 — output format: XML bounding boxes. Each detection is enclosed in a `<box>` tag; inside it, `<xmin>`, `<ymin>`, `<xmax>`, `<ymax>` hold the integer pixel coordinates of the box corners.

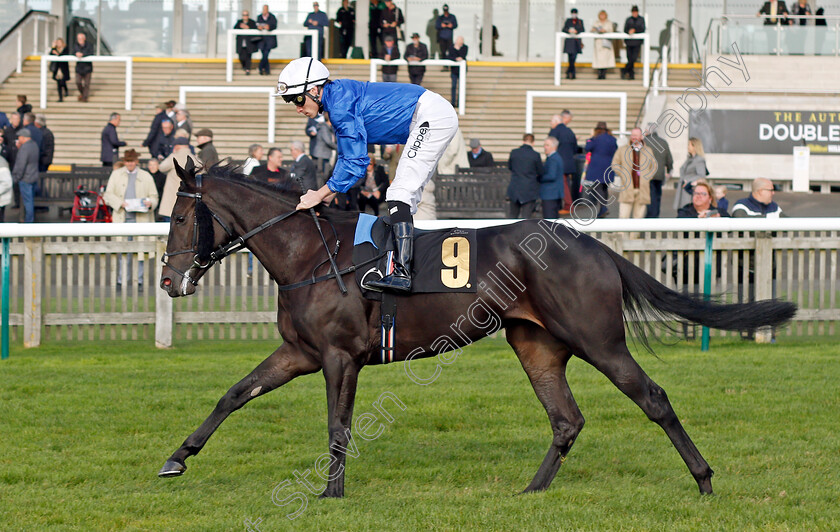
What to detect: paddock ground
<box><xmin>1</xmin><ymin>336</ymin><xmax>838</xmax><ymax>531</ymax></box>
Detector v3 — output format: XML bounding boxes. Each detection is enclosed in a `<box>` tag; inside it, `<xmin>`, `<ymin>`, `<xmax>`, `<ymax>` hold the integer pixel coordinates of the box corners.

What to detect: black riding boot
<box><xmin>368</xmin><ymin>222</ymin><xmax>413</xmax><ymax>292</ymax></box>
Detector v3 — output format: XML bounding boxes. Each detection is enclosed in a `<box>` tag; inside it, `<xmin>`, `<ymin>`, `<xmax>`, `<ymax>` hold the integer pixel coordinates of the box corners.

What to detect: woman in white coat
<box><xmin>0</xmin><ymin>155</ymin><xmax>13</xmax><ymax>222</ymax></box>
<box><xmin>591</xmin><ymin>10</ymin><xmax>616</xmax><ymax>79</ymax></box>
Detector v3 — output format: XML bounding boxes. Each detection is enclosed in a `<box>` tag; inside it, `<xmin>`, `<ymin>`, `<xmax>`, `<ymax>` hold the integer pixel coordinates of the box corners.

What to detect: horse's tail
<box><xmin>598</xmin><ymin>242</ymin><xmax>797</xmax><ymax>350</ymax></box>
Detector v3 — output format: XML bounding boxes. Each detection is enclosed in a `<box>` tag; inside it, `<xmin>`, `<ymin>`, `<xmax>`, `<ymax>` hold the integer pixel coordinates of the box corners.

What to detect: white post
<box><xmin>525</xmin><ymin>92</ymin><xmax>534</xmax><ymax>133</ymax></box>
<box><xmin>34</xmin><ymin>17</ymin><xmax>39</xmax><ymax>55</ymax></box>
<box><xmin>226</xmin><ymin>30</ymin><xmax>234</xmax><ymax>82</ymax></box>
<box><xmin>792</xmin><ymin>146</ymin><xmax>810</xmax><ymax>192</ymax></box>
<box><xmin>125</xmin><ymin>58</ymin><xmax>133</xmax><ymax>111</ymax></box>
<box><xmin>662</xmin><ymin>44</ymin><xmax>669</xmax><ymax>88</ymax></box>
<box><xmin>643</xmin><ymin>34</ymin><xmax>650</xmax><ymax>88</ymax></box>
<box><xmin>17</xmin><ymin>31</ymin><xmax>22</xmax><ymax>74</ymax></box>
<box><xmin>458</xmin><ymin>61</ymin><xmax>466</xmax><ymax>116</ymax></box>
<box><xmin>311</xmin><ymin>30</ymin><xmax>319</xmax><ymax>60</ymax></box>
<box><xmin>619</xmin><ymin>95</ymin><xmax>627</xmax><ymax>134</ymax></box>
<box><xmin>40</xmin><ymin>56</ymin><xmax>48</xmax><ymax>109</ymax></box>
<box><xmin>268</xmin><ymin>94</ymin><xmax>276</xmax><ymax>143</ymax></box>
<box><xmin>370</xmin><ymin>59</ymin><xmax>376</xmax><ymax>82</ymax></box>
<box><xmin>555</xmin><ymin>32</ymin><xmax>562</xmax><ymax>86</ymax></box>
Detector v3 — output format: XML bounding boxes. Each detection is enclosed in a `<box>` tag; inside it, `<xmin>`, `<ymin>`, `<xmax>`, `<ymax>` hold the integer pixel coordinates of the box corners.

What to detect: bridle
<box><xmin>160</xmin><ymin>173</ymin><xmax>301</xmax><ymax>291</ymax></box>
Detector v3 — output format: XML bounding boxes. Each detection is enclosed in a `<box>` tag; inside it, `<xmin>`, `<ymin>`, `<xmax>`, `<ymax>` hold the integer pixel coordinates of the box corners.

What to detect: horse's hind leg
<box><xmin>158</xmin><ymin>342</ymin><xmax>320</xmax><ymax>477</ymax></box>
<box><xmin>581</xmin><ymin>341</ymin><xmax>714</xmax><ymax>494</ymax></box>
<box><xmin>506</xmin><ymin>320</ymin><xmax>584</xmax><ymax>493</ymax></box>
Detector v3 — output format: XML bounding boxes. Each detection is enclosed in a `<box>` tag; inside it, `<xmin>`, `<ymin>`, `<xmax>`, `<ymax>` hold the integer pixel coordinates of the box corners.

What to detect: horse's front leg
<box><xmin>159</xmin><ymin>342</ymin><xmax>320</xmax><ymax>477</ymax></box>
<box><xmin>320</xmin><ymin>351</ymin><xmax>361</xmax><ymax>498</ymax></box>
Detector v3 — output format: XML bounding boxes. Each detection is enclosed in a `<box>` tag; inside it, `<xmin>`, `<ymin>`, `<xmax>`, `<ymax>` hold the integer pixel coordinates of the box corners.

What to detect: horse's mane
<box><xmin>202</xmin><ymin>161</ymin><xmax>361</xmax><ymax>224</ymax></box>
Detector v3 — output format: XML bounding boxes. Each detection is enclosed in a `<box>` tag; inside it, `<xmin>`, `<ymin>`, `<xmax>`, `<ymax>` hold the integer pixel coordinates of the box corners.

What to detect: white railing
<box><xmin>40</xmin><ymin>55</ymin><xmax>133</xmax><ymax>109</ymax></box>
<box><xmin>179</xmin><ymin>86</ymin><xmax>277</xmax><ymax>143</ymax></box>
<box><xmin>226</xmin><ymin>29</ymin><xmax>319</xmax><ymax>82</ymax></box>
<box><xmin>554</xmin><ymin>31</ymin><xmax>650</xmax><ymax>87</ymax></box>
<box><xmin>2</xmin><ymin>218</ymin><xmax>840</xmax><ymax>349</ymax></box>
<box><xmin>0</xmin><ymin>11</ymin><xmax>58</xmax><ymax>84</ymax></box>
<box><xmin>369</xmin><ymin>59</ymin><xmax>467</xmax><ymax>116</ymax></box>
<box><xmin>525</xmin><ymin>90</ymin><xmax>628</xmax><ymax>137</ymax></box>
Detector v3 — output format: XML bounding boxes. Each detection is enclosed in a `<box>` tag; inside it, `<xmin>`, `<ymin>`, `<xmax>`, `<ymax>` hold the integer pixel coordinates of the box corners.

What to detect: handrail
<box><xmin>0</xmin><ymin>11</ymin><xmax>58</xmax><ymax>84</ymax></box>
<box><xmin>179</xmin><ymin>86</ymin><xmax>276</xmax><ymax>143</ymax></box>
<box><xmin>369</xmin><ymin>59</ymin><xmax>466</xmax><ymax>116</ymax></box>
<box><xmin>555</xmin><ymin>31</ymin><xmax>651</xmax><ymax>87</ymax></box>
<box><xmin>226</xmin><ymin>29</ymin><xmax>319</xmax><ymax>82</ymax></box>
<box><xmin>0</xmin><ymin>10</ymin><xmax>51</xmax><ymax>44</ymax></box>
<box><xmin>40</xmin><ymin>56</ymin><xmax>133</xmax><ymax>109</ymax></box>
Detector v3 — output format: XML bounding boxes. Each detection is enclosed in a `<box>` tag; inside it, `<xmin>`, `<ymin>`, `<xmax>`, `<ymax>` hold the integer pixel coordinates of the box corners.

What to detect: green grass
<box><xmin>1</xmin><ymin>337</ymin><xmax>839</xmax><ymax>531</ymax></box>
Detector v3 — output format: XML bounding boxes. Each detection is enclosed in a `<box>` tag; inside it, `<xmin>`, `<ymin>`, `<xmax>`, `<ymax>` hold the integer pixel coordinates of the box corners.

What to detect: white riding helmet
<box><xmin>274</xmin><ymin>57</ymin><xmax>330</xmax><ymax>104</ymax></box>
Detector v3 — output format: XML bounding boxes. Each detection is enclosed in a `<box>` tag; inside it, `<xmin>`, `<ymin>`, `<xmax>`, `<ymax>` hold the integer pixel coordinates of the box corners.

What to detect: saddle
<box><xmin>352</xmin><ymin>213</ymin><xmax>478</xmax><ymax>364</ymax></box>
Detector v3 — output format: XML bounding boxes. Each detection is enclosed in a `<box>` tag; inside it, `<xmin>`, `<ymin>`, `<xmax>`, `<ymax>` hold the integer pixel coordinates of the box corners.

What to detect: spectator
<box><xmin>673</xmin><ymin>137</ymin><xmax>707</xmax><ymax>211</ymax></box>
<box><xmin>446</xmin><ymin>36</ymin><xmax>468</xmax><ymax>106</ymax></box>
<box><xmin>2</xmin><ymin>113</ymin><xmax>19</xmax><ymax>168</ymax></box>
<box><xmin>100</xmin><ymin>113</ymin><xmax>126</xmax><ymax>167</ymax></box>
<box><xmin>415</xmin><ymin>179</ymin><xmax>437</xmax><ymax>220</ymax></box>
<box><xmin>155</xmin><ymin>119</ymin><xmax>175</xmax><ymax>160</ymax></box>
<box><xmin>142</xmin><ymin>105</ymin><xmax>166</xmax><ymax>158</ymax></box>
<box><xmin>622</xmin><ymin>6</ymin><xmax>646</xmax><ymax>80</ymax></box>
<box><xmin>16</xmin><ymin>95</ymin><xmax>31</xmax><ymax>122</ymax></box>
<box><xmin>611</xmin><ymin>127</ymin><xmax>656</xmax><ymax>220</ymax></box>
<box><xmin>438</xmin><ymin>128</ymin><xmax>467</xmax><ymax>174</ymax></box>
<box><xmin>304</xmin><ymin>2</ymin><xmax>329</xmax><ymax>59</ymax></box>
<box><xmin>243</xmin><ymin>143</ymin><xmax>264</xmax><ymax>175</ymax></box>
<box><xmin>381</xmin><ymin>35</ymin><xmax>401</xmax><ymax>82</ymax></box>
<box><xmin>102</xmin><ymin>149</ymin><xmax>159</xmax><ymax>289</ymax></box>
<box><xmin>235</xmin><ymin>10</ymin><xmax>258</xmax><ymax>75</ymax></box>
<box><xmin>22</xmin><ymin>113</ymin><xmax>43</xmax><ymax>152</ymax></box>
<box><xmin>426</xmin><ymin>8</ymin><xmax>440</xmax><ymax>58</ymax></box>
<box><xmin>369</xmin><ymin>0</ymin><xmax>385</xmax><ymax>59</ymax></box>
<box><xmin>49</xmin><ymin>38</ymin><xmax>70</xmax><ymax>102</ymax></box>
<box><xmin>381</xmin><ymin>0</ymin><xmax>404</xmax><ymax>44</ymax></box>
<box><xmin>0</xmin><ymin>155</ymin><xmax>11</xmax><ymax>222</ymax></box>
<box><xmin>468</xmin><ymin>138</ymin><xmax>494</xmax><ymax>167</ymax></box>
<box><xmin>313</xmin><ymin>115</ymin><xmax>337</xmax><ymax>180</ymax></box>
<box><xmin>714</xmin><ymin>185</ymin><xmax>729</xmax><ymax>215</ymax></box>
<box><xmin>174</xmin><ymin>128</ymin><xmax>194</xmax><ymax>155</ymax></box>
<box><xmin>436</xmin><ymin>4</ymin><xmax>458</xmax><ymax>59</ymax></box>
<box><xmin>506</xmin><ymin>133</ymin><xmax>544</xmax><ymax>219</ymax></box>
<box><xmin>540</xmin><ymin>136</ymin><xmax>565</xmax><ymax>219</ymax></box>
<box><xmin>758</xmin><ymin>0</ymin><xmax>792</xmax><ymax>24</ymax></box>
<box><xmin>0</xmin><ymin>112</ymin><xmax>8</xmax><ymax>130</ymax></box>
<box><xmin>563</xmin><ymin>9</ymin><xmax>585</xmax><ymax>79</ymax></box>
<box><xmin>12</xmin><ymin>129</ymin><xmax>40</xmax><ymax>223</ymax></box>
<box><xmin>584</xmin><ymin>121</ymin><xmax>618</xmax><ymax>217</ymax></box>
<box><xmin>290</xmin><ymin>140</ymin><xmax>318</xmax><ymax>192</ymax></box>
<box><xmin>72</xmin><ymin>32</ymin><xmax>94</xmax><ymax>101</ymax></box>
<box><xmin>146</xmin><ymin>158</ymin><xmax>166</xmax><ymax>201</ymax></box>
<box><xmin>405</xmin><ymin>33</ymin><xmax>429</xmax><ymax>85</ymax></box>
<box><xmin>336</xmin><ymin>0</ymin><xmax>356</xmax><ymax>59</ymax></box>
<box><xmin>478</xmin><ymin>24</ymin><xmax>500</xmax><ymax>56</ymax></box>
<box><xmin>356</xmin><ymin>153</ymin><xmax>389</xmax><ymax>215</ymax></box>
<box><xmin>35</xmin><ymin>114</ymin><xmax>54</xmax><ymax>172</ymax></box>
<box><xmin>196</xmin><ymin>129</ymin><xmax>219</xmax><ymax>168</ymax></box>
<box><xmin>158</xmin><ymin>138</ymin><xmax>199</xmax><ymax>221</ymax></box>
<box><xmin>252</xmin><ymin>147</ymin><xmax>289</xmax><ymax>185</ymax></box>
<box><xmin>306</xmin><ymin>115</ymin><xmax>321</xmax><ymax>158</ymax></box>
<box><xmin>644</xmin><ymin>124</ymin><xmax>673</xmax><ymax>218</ymax></box>
<box><xmin>381</xmin><ymin>143</ymin><xmax>404</xmax><ymax>182</ymax></box>
<box><xmin>164</xmin><ymin>100</ymin><xmax>177</xmax><ymax>120</ymax></box>
<box><xmin>256</xmin><ymin>5</ymin><xmax>278</xmax><ymax>75</ymax></box>
<box><xmin>792</xmin><ymin>0</ymin><xmax>811</xmax><ymax>24</ymax></box>
<box><xmin>591</xmin><ymin>10</ymin><xmax>616</xmax><ymax>79</ymax></box>
<box><xmin>175</xmin><ymin>109</ymin><xmax>192</xmax><ymax>139</ymax></box>
<box><xmin>677</xmin><ymin>179</ymin><xmax>723</xmax><ymax>218</ymax></box>
<box><xmin>549</xmin><ymin>110</ymin><xmax>579</xmax><ymax>212</ymax></box>
<box><xmin>732</xmin><ymin>178</ymin><xmax>784</xmax><ymax>217</ymax></box>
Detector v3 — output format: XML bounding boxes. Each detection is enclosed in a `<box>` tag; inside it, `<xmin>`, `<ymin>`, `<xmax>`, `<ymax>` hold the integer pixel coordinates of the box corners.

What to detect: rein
<box><xmin>161</xmin><ymin>173</ymin><xmax>361</xmax><ymax>292</ymax></box>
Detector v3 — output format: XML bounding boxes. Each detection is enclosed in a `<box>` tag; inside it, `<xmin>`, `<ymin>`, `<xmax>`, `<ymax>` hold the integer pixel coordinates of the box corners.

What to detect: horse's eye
<box><xmin>175</xmin><ymin>216</ymin><xmax>186</xmax><ymax>224</ymax></box>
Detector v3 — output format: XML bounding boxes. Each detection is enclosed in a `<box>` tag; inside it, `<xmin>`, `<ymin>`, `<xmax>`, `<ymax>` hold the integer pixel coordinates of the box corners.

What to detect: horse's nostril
<box><xmin>163</xmin><ymin>278</ymin><xmax>172</xmax><ymax>287</ymax></box>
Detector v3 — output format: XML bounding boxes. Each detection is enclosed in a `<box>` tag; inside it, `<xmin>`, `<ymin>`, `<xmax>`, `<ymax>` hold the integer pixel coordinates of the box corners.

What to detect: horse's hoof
<box><xmin>158</xmin><ymin>459</ymin><xmax>186</xmax><ymax>477</ymax></box>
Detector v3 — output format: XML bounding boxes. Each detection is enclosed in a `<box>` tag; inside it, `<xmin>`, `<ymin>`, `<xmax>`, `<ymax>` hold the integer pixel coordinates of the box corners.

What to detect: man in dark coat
<box><xmin>22</xmin><ymin>113</ymin><xmax>43</xmax><ymax>152</ymax></box>
<box><xmin>435</xmin><ymin>4</ymin><xmax>458</xmax><ymax>59</ymax></box>
<box><xmin>2</xmin><ymin>113</ymin><xmax>19</xmax><ymax>168</ymax></box>
<box><xmin>549</xmin><ymin>110</ymin><xmax>579</xmax><ymax>211</ymax></box>
<box><xmin>251</xmin><ymin>147</ymin><xmax>290</xmax><ymax>185</ymax></box>
<box><xmin>644</xmin><ymin>125</ymin><xmax>673</xmax><ymax>218</ymax></box>
<box><xmin>234</xmin><ymin>11</ymin><xmax>258</xmax><ymax>74</ymax></box>
<box><xmin>562</xmin><ymin>9</ymin><xmax>585</xmax><ymax>79</ymax></box>
<box><xmin>256</xmin><ymin>4</ymin><xmax>278</xmax><ymax>75</ymax></box>
<box><xmin>155</xmin><ymin>119</ymin><xmax>175</xmax><ymax>160</ymax></box>
<box><xmin>405</xmin><ymin>33</ymin><xmax>429</xmax><ymax>85</ymax></box>
<box><xmin>622</xmin><ymin>6</ymin><xmax>646</xmax><ymax>80</ymax></box>
<box><xmin>304</xmin><ymin>2</ymin><xmax>329</xmax><ymax>59</ymax></box>
<box><xmin>368</xmin><ymin>0</ymin><xmax>384</xmax><ymax>58</ymax></box>
<box><xmin>71</xmin><ymin>32</ymin><xmax>94</xmax><ymax>101</ymax></box>
<box><xmin>381</xmin><ymin>35</ymin><xmax>400</xmax><ymax>82</ymax></box>
<box><xmin>446</xmin><ymin>36</ymin><xmax>468</xmax><ymax>106</ymax></box>
<box><xmin>506</xmin><ymin>133</ymin><xmax>544</xmax><ymax>219</ymax></box>
<box><xmin>196</xmin><ymin>128</ymin><xmax>219</xmax><ymax>168</ymax></box>
<box><xmin>35</xmin><ymin>114</ymin><xmax>54</xmax><ymax>172</ymax></box>
<box><xmin>289</xmin><ymin>140</ymin><xmax>318</xmax><ymax>192</ymax></box>
<box><xmin>758</xmin><ymin>1</ymin><xmax>791</xmax><ymax>24</ymax></box>
<box><xmin>100</xmin><ymin>113</ymin><xmax>126</xmax><ymax>167</ymax></box>
<box><xmin>12</xmin><ymin>129</ymin><xmax>40</xmax><ymax>223</ymax></box>
<box><xmin>142</xmin><ymin>105</ymin><xmax>166</xmax><ymax>158</ymax></box>
<box><xmin>336</xmin><ymin>0</ymin><xmax>356</xmax><ymax>58</ymax></box>
<box><xmin>467</xmin><ymin>138</ymin><xmax>494</xmax><ymax>167</ymax></box>
<box><xmin>380</xmin><ymin>0</ymin><xmax>404</xmax><ymax>44</ymax></box>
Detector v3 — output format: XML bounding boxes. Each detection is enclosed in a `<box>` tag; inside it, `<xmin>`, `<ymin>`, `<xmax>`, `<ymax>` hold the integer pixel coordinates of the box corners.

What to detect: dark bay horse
<box><xmin>157</xmin><ymin>160</ymin><xmax>796</xmax><ymax>497</ymax></box>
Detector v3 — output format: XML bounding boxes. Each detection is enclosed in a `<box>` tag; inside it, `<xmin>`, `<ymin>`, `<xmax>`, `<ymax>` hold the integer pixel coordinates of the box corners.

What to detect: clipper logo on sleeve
<box><xmin>406</xmin><ymin>121</ymin><xmax>430</xmax><ymax>159</ymax></box>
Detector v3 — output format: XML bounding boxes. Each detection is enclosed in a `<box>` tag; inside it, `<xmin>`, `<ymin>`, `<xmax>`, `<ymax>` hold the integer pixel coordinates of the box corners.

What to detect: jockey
<box><xmin>274</xmin><ymin>57</ymin><xmax>458</xmax><ymax>293</ymax></box>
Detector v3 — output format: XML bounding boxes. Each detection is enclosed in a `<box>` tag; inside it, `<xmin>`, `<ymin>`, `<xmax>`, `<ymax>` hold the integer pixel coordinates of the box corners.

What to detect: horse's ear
<box><xmin>174</xmin><ymin>157</ymin><xmax>196</xmax><ymax>185</ymax></box>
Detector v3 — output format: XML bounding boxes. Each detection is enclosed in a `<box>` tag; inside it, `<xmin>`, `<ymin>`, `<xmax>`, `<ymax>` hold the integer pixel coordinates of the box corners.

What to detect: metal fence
<box><xmin>1</xmin><ymin>219</ymin><xmax>839</xmax><ymax>349</ymax></box>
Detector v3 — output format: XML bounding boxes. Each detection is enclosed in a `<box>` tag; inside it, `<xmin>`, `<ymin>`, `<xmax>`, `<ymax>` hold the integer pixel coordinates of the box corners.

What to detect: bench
<box><xmin>36</xmin><ymin>165</ymin><xmax>112</xmax><ymax>220</ymax></box>
<box><xmin>435</xmin><ymin>170</ymin><xmax>509</xmax><ymax>219</ymax></box>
